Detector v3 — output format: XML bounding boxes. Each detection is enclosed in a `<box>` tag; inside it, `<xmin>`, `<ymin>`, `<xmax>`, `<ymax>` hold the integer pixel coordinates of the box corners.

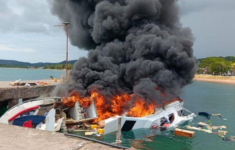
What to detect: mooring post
<box><xmin>116</xmin><ymin>117</ymin><xmax>122</xmax><ymax>144</ymax></box>
<box><xmin>8</xmin><ymin>99</ymin><xmax>18</xmax><ymax>109</ymax></box>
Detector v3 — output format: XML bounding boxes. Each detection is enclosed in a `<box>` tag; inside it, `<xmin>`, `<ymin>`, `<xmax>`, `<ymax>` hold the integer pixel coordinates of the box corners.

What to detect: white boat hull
<box><xmin>104</xmin><ymin>101</ymin><xmax>195</xmax><ymax>134</ymax></box>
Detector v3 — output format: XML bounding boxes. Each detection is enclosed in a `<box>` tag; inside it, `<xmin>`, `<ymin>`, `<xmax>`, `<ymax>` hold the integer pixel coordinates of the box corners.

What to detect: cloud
<box><xmin>0</xmin><ymin>44</ymin><xmax>35</xmax><ymax>53</ymax></box>
<box><xmin>0</xmin><ymin>0</ymin><xmax>89</xmax><ymax>63</ymax></box>
<box><xmin>179</xmin><ymin>0</ymin><xmax>235</xmax><ymax>58</ymax></box>
<box><xmin>1</xmin><ymin>0</ymin><xmax>234</xmax><ymax>63</ymax></box>
<box><xmin>0</xmin><ymin>0</ymin><xmax>60</xmax><ymax>34</ymax></box>
<box><xmin>179</xmin><ymin>0</ymin><xmax>235</xmax><ymax>16</ymax></box>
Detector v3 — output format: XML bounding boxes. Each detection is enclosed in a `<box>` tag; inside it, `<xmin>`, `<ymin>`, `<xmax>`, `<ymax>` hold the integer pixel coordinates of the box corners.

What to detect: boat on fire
<box><xmin>104</xmin><ymin>100</ymin><xmax>196</xmax><ymax>134</ymax></box>
<box><xmin>0</xmin><ymin>97</ymin><xmax>195</xmax><ymax>135</ymax></box>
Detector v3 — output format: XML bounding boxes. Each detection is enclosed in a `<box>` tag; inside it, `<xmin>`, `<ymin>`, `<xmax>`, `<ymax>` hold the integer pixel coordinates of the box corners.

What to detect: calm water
<box><xmin>74</xmin><ymin>81</ymin><xmax>235</xmax><ymax>150</ymax></box>
<box><xmin>0</xmin><ymin>68</ymin><xmax>65</xmax><ymax>81</ymax></box>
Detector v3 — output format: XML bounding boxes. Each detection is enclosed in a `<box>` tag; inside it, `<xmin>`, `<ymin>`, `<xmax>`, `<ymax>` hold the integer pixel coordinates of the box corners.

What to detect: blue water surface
<box><xmin>0</xmin><ymin>68</ymin><xmax>65</xmax><ymax>81</ymax></box>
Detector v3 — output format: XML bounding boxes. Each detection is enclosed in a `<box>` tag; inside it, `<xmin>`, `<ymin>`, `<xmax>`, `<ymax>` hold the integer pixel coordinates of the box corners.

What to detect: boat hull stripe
<box><xmin>8</xmin><ymin>106</ymin><xmax>39</xmax><ymax>122</ymax></box>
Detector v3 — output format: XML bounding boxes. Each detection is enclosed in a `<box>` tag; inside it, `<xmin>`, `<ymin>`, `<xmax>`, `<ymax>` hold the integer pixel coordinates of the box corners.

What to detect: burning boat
<box><xmin>0</xmin><ymin>0</ymin><xmax>198</xmax><ymax>139</ymax></box>
<box><xmin>43</xmin><ymin>0</ymin><xmax>199</xmax><ymax>137</ymax></box>
<box><xmin>48</xmin><ymin>0</ymin><xmax>197</xmax><ymax>134</ymax></box>
<box><xmin>0</xmin><ymin>96</ymin><xmax>195</xmax><ymax>135</ymax></box>
<box><xmin>104</xmin><ymin>100</ymin><xmax>195</xmax><ymax>134</ymax></box>
<box><xmin>59</xmin><ymin>91</ymin><xmax>196</xmax><ymax>134</ymax></box>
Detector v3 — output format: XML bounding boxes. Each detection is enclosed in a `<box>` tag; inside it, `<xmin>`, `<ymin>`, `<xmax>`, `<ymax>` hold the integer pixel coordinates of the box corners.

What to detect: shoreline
<box><xmin>1</xmin><ymin>71</ymin><xmax>235</xmax><ymax>85</ymax></box>
<box><xmin>193</xmin><ymin>74</ymin><xmax>235</xmax><ymax>85</ymax></box>
<box><xmin>0</xmin><ymin>67</ymin><xmax>67</xmax><ymax>71</ymax></box>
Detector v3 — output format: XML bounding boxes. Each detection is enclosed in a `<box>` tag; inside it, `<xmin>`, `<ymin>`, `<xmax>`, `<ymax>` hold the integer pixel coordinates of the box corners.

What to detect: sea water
<box><xmin>74</xmin><ymin>81</ymin><xmax>235</xmax><ymax>150</ymax></box>
<box><xmin>0</xmin><ymin>68</ymin><xmax>65</xmax><ymax>81</ymax></box>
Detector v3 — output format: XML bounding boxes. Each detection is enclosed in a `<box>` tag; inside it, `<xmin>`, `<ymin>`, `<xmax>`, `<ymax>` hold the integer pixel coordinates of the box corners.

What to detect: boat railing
<box><xmin>6</xmin><ymin>97</ymin><xmax>59</xmax><ymax>113</ymax></box>
<box><xmin>182</xmin><ymin>107</ymin><xmax>194</xmax><ymax>114</ymax></box>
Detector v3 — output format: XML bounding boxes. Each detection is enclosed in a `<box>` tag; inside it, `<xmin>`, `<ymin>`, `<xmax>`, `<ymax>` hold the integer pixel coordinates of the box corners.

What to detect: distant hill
<box><xmin>2</xmin><ymin>57</ymin><xmax>235</xmax><ymax>68</ymax></box>
<box><xmin>0</xmin><ymin>59</ymin><xmax>77</xmax><ymax>67</ymax></box>
<box><xmin>196</xmin><ymin>56</ymin><xmax>235</xmax><ymax>64</ymax></box>
<box><xmin>58</xmin><ymin>60</ymin><xmax>77</xmax><ymax>65</ymax></box>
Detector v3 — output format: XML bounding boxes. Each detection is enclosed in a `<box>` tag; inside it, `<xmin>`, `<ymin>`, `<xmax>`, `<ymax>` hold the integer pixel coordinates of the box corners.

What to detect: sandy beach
<box><xmin>194</xmin><ymin>74</ymin><xmax>235</xmax><ymax>85</ymax></box>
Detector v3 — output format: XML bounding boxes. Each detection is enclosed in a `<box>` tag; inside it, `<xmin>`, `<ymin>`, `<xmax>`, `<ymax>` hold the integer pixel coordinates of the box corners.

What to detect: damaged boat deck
<box><xmin>0</xmin><ymin>123</ymin><xmax>129</xmax><ymax>150</ymax></box>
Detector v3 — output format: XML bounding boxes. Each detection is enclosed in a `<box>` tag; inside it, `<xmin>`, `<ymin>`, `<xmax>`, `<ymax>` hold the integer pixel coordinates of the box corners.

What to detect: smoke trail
<box><xmin>50</xmin><ymin>0</ymin><xmax>196</xmax><ymax>107</ymax></box>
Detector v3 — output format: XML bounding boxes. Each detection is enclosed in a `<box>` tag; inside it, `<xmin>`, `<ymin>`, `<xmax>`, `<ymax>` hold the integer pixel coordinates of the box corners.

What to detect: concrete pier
<box><xmin>0</xmin><ymin>79</ymin><xmax>60</xmax><ymax>108</ymax></box>
<box><xmin>0</xmin><ymin>123</ymin><xmax>123</xmax><ymax>150</ymax></box>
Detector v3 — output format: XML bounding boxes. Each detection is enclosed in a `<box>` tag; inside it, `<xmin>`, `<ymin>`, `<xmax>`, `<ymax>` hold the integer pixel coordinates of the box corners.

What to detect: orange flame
<box><xmin>62</xmin><ymin>92</ymin><xmax>92</xmax><ymax>108</ymax></box>
<box><xmin>61</xmin><ymin>89</ymin><xmax>182</xmax><ymax>122</ymax></box>
<box><xmin>127</xmin><ymin>97</ymin><xmax>155</xmax><ymax>117</ymax></box>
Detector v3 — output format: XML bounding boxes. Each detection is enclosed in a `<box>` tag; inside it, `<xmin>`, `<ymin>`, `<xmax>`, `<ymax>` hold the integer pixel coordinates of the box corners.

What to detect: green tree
<box><xmin>210</xmin><ymin>61</ymin><xmax>230</xmax><ymax>75</ymax></box>
<box><xmin>67</xmin><ymin>63</ymin><xmax>73</xmax><ymax>70</ymax></box>
<box><xmin>199</xmin><ymin>57</ymin><xmax>225</xmax><ymax>68</ymax></box>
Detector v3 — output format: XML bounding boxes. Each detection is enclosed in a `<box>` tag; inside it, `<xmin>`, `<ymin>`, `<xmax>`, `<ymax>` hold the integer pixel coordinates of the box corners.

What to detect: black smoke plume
<box><xmin>50</xmin><ymin>0</ymin><xmax>196</xmax><ymax>107</ymax></box>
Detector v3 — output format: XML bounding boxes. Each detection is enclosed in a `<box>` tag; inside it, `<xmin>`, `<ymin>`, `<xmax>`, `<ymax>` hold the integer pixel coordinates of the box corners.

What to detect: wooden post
<box><xmin>116</xmin><ymin>117</ymin><xmax>122</xmax><ymax>144</ymax></box>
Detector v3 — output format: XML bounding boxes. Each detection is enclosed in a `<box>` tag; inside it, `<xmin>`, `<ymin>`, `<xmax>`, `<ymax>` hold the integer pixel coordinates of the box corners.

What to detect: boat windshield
<box><xmin>177</xmin><ymin>108</ymin><xmax>191</xmax><ymax>116</ymax></box>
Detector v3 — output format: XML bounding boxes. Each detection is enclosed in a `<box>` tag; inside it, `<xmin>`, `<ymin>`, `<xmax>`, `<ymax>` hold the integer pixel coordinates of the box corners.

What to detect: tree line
<box><xmin>197</xmin><ymin>56</ymin><xmax>235</xmax><ymax>75</ymax></box>
<box><xmin>2</xmin><ymin>57</ymin><xmax>235</xmax><ymax>75</ymax></box>
<box><xmin>0</xmin><ymin>60</ymin><xmax>76</xmax><ymax>70</ymax></box>
<box><xmin>0</xmin><ymin>63</ymin><xmax>74</xmax><ymax>69</ymax></box>
<box><xmin>43</xmin><ymin>63</ymin><xmax>73</xmax><ymax>70</ymax></box>
<box><xmin>0</xmin><ymin>64</ymin><xmax>28</xmax><ymax>68</ymax></box>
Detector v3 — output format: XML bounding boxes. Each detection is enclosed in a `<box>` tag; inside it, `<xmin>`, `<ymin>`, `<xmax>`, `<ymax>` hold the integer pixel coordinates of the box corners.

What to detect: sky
<box><xmin>0</xmin><ymin>0</ymin><xmax>235</xmax><ymax>63</ymax></box>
